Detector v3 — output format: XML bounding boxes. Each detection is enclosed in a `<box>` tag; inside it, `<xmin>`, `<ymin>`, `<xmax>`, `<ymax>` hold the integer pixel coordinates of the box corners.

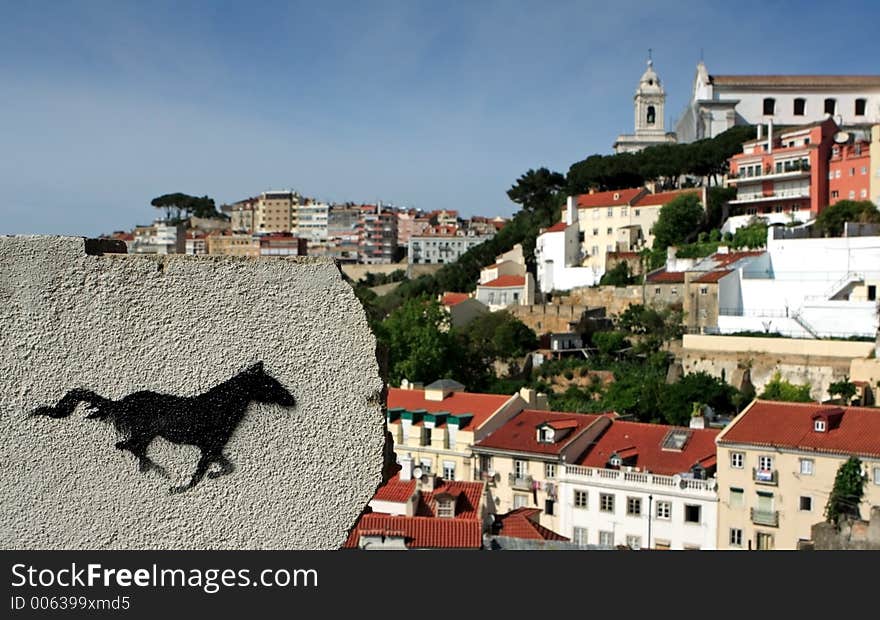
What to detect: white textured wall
<box><xmin>0</xmin><ymin>236</ymin><xmax>386</xmax><ymax>550</ymax></box>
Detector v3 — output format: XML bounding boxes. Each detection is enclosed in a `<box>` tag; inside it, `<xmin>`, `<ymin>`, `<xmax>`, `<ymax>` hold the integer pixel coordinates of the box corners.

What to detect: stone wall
<box><xmin>563</xmin><ymin>285</ymin><xmax>645</xmax><ymax>317</ymax></box>
<box><xmin>508</xmin><ymin>304</ymin><xmax>594</xmax><ymax>335</ymax></box>
<box><xmin>0</xmin><ymin>236</ymin><xmax>386</xmax><ymax>550</ymax></box>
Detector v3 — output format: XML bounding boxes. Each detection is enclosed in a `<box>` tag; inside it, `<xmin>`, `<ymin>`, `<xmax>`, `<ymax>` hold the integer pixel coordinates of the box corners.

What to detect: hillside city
<box><xmin>100</xmin><ymin>60</ymin><xmax>880</xmax><ymax>551</ymax></box>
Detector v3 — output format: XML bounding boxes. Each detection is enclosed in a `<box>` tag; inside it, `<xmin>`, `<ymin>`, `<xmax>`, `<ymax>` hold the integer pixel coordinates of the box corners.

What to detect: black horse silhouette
<box><xmin>29</xmin><ymin>361</ymin><xmax>296</xmax><ymax>494</ymax></box>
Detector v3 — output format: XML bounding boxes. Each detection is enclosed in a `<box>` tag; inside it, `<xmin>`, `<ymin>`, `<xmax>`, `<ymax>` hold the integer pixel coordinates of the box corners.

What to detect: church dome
<box><xmin>638</xmin><ymin>59</ymin><xmax>663</xmax><ymax>94</ymax></box>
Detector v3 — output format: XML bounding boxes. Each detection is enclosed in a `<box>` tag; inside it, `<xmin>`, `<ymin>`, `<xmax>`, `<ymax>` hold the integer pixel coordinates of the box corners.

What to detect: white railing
<box><xmin>562</xmin><ymin>465</ymin><xmax>717</xmax><ymax>494</ymax></box>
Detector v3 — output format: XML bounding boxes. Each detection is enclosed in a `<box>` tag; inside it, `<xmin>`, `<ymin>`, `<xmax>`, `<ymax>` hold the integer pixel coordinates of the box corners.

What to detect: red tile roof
<box><xmin>372</xmin><ymin>476</ymin><xmax>417</xmax><ymax>503</ymax></box>
<box><xmin>343</xmin><ymin>514</ymin><xmax>482</xmax><ymax>549</ymax></box>
<box><xmin>494</xmin><ymin>508</ymin><xmax>569</xmax><ymax>541</ymax></box>
<box><xmin>475</xmin><ymin>410</ymin><xmax>606</xmax><ymax>456</ymax></box>
<box><xmin>718</xmin><ymin>400</ymin><xmax>880</xmax><ymax>459</ymax></box>
<box><xmin>576</xmin><ymin>188</ymin><xmax>646</xmax><ymax>208</ymax></box>
<box><xmin>578</xmin><ymin>420</ymin><xmax>720</xmax><ymax>476</ymax></box>
<box><xmin>711</xmin><ymin>250</ymin><xmax>764</xmax><ymax>267</ymax></box>
<box><xmin>387</xmin><ymin>387</ymin><xmax>512</xmax><ymax>430</ymax></box>
<box><xmin>633</xmin><ymin>190</ymin><xmax>700</xmax><ymax>207</ymax></box>
<box><xmin>479</xmin><ymin>275</ymin><xmax>526</xmax><ymax>288</ymax></box>
<box><xmin>646</xmin><ymin>269</ymin><xmax>685</xmax><ymax>284</ymax></box>
<box><xmin>441</xmin><ymin>292</ymin><xmax>469</xmax><ymax>307</ymax></box>
<box><xmin>693</xmin><ymin>269</ymin><xmax>732</xmax><ymax>284</ymax></box>
<box><xmin>545</xmin><ymin>222</ymin><xmax>568</xmax><ymax>233</ymax></box>
<box><xmin>420</xmin><ymin>480</ymin><xmax>484</xmax><ymax>519</ymax></box>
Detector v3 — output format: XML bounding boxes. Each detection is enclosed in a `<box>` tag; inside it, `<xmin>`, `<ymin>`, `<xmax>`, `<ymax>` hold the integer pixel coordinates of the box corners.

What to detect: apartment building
<box><xmin>386</xmin><ymin>380</ymin><xmax>546</xmax><ymax>486</ymax></box>
<box><xmin>185</xmin><ymin>230</ymin><xmax>208</xmax><ymax>255</ymax></box>
<box><xmin>228</xmin><ymin>197</ymin><xmax>257</xmax><ymax>232</ymax></box>
<box><xmin>396</xmin><ymin>209</ymin><xmax>430</xmax><ymax>247</ymax></box>
<box><xmin>206</xmin><ymin>232</ymin><xmax>259</xmax><ymax>256</ymax></box>
<box><xmin>296</xmin><ymin>200</ymin><xmax>329</xmax><ymax>251</ymax></box>
<box><xmin>253</xmin><ymin>190</ymin><xmax>299</xmax><ymax>233</ymax></box>
<box><xmin>359</xmin><ymin>204</ymin><xmax>398</xmax><ymax>264</ymax></box>
<box><xmin>327</xmin><ymin>203</ymin><xmax>361</xmax><ymax>262</ymax></box>
<box><xmin>829</xmin><ymin>132</ymin><xmax>873</xmax><ymax>205</ymax></box>
<box><xmin>558</xmin><ymin>419</ymin><xmax>720</xmax><ymax>550</ymax></box>
<box><xmin>474</xmin><ymin>244</ymin><xmax>535</xmax><ymax>310</ymax></box>
<box><xmin>472</xmin><ymin>410</ymin><xmax>613</xmax><ymax>533</ymax></box>
<box><xmin>408</xmin><ymin>229</ymin><xmax>494</xmax><ymax>265</ymax></box>
<box><xmin>129</xmin><ymin>221</ymin><xmax>185</xmax><ymax>254</ymax></box>
<box><xmin>716</xmin><ymin>400</ymin><xmax>880</xmax><ymax>550</ymax></box>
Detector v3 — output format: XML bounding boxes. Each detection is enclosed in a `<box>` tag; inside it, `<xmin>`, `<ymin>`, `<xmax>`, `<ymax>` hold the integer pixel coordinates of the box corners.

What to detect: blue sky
<box><xmin>1</xmin><ymin>0</ymin><xmax>877</xmax><ymax>236</ymax></box>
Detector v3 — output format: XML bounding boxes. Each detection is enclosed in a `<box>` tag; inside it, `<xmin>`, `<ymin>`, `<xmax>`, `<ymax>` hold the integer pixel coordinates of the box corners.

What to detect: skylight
<box><xmin>661</xmin><ymin>429</ymin><xmax>692</xmax><ymax>451</ymax></box>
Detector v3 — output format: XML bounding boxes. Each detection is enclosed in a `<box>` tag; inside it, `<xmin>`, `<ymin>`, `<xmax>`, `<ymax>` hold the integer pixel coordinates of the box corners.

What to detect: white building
<box><xmin>129</xmin><ymin>220</ymin><xmax>185</xmax><ymax>254</ymax></box>
<box><xmin>614</xmin><ymin>57</ymin><xmax>677</xmax><ymax>154</ymax></box>
<box><xmin>535</xmin><ymin>198</ymin><xmax>597</xmax><ymax>292</ymax></box>
<box><xmin>676</xmin><ymin>63</ymin><xmax>880</xmax><ymax>143</ymax></box>
<box><xmin>408</xmin><ymin>231</ymin><xmax>494</xmax><ymax>265</ymax></box>
<box><xmin>557</xmin><ymin>419</ymin><xmax>720</xmax><ymax>550</ymax></box>
<box><xmin>295</xmin><ymin>201</ymin><xmax>329</xmax><ymax>251</ymax></box>
<box><xmin>474</xmin><ymin>244</ymin><xmax>536</xmax><ymax>310</ymax></box>
<box><xmin>714</xmin><ymin>227</ymin><xmax>880</xmax><ymax>338</ymax></box>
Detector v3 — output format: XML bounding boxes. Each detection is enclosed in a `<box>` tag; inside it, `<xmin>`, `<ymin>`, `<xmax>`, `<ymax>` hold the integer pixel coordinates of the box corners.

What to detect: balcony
<box><xmin>508</xmin><ymin>473</ymin><xmax>534</xmax><ymax>491</ymax></box>
<box><xmin>750</xmin><ymin>508</ymin><xmax>779</xmax><ymax>527</ymax></box>
<box><xmin>752</xmin><ymin>468</ymin><xmax>778</xmax><ymax>486</ymax></box>
<box><xmin>728</xmin><ymin>163</ymin><xmax>811</xmax><ymax>185</ymax></box>
<box><xmin>475</xmin><ymin>470</ymin><xmax>498</xmax><ymax>486</ymax></box>
<box><xmin>729</xmin><ymin>188</ymin><xmax>810</xmax><ymax>205</ymax></box>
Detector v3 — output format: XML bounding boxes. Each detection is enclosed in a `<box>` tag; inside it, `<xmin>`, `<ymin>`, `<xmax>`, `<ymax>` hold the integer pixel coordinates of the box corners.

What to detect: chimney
<box><xmin>666</xmin><ymin>246</ymin><xmax>677</xmax><ymax>263</ymax></box>
<box><xmin>566</xmin><ymin>196</ymin><xmax>575</xmax><ymax>226</ymax></box>
<box><xmin>757</xmin><ymin>124</ymin><xmax>763</xmax><ymax>140</ymax></box>
<box><xmin>716</xmin><ymin>245</ymin><xmax>729</xmax><ymax>255</ymax></box>
<box><xmin>767</xmin><ymin>120</ymin><xmax>773</xmax><ymax>154</ymax></box>
<box><xmin>690</xmin><ymin>404</ymin><xmax>706</xmax><ymax>429</ymax></box>
<box><xmin>399</xmin><ymin>453</ymin><xmax>413</xmax><ymax>481</ymax></box>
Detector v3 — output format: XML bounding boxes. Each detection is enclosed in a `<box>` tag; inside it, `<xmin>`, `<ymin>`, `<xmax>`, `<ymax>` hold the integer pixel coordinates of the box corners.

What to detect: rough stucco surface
<box><xmin>0</xmin><ymin>236</ymin><xmax>385</xmax><ymax>550</ymax></box>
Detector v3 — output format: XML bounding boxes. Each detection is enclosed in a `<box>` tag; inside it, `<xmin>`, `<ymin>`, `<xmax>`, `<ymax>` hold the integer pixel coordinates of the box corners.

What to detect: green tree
<box><xmin>376</xmin><ymin>298</ymin><xmax>460</xmax><ymax>387</ymax></box>
<box><xmin>599</xmin><ymin>261</ymin><xmax>637</xmax><ymax>287</ymax></box>
<box><xmin>150</xmin><ymin>193</ymin><xmax>220</xmax><ymax>222</ymax></box>
<box><xmin>657</xmin><ymin>371</ymin><xmax>739</xmax><ymax>426</ymax></box>
<box><xmin>650</xmin><ymin>192</ymin><xmax>705</xmax><ymax>250</ymax></box>
<box><xmin>814</xmin><ymin>200</ymin><xmax>880</xmax><ymax>237</ymax></box>
<box><xmin>829</xmin><ymin>378</ymin><xmax>857</xmax><ymax>403</ymax></box>
<box><xmin>731</xmin><ymin>221</ymin><xmax>768</xmax><ymax>249</ymax></box>
<box><xmin>460</xmin><ymin>311</ymin><xmax>537</xmax><ymax>363</ymax></box>
<box><xmin>759</xmin><ymin>372</ymin><xmax>813</xmax><ymax>402</ymax></box>
<box><xmin>825</xmin><ymin>457</ymin><xmax>867</xmax><ymax>523</ymax></box>
<box><xmin>507</xmin><ymin>168</ymin><xmax>567</xmax><ymax>222</ymax></box>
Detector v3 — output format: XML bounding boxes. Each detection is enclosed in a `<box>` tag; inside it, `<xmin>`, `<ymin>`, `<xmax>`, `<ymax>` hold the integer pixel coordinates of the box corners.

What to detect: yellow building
<box><xmin>386</xmin><ymin>380</ymin><xmax>547</xmax><ymax>486</ymax></box>
<box><xmin>716</xmin><ymin>400</ymin><xmax>880</xmax><ymax>550</ymax></box>
<box><xmin>575</xmin><ymin>188</ymin><xmax>704</xmax><ymax>280</ymax></box>
<box><xmin>254</xmin><ymin>190</ymin><xmax>300</xmax><ymax>233</ymax></box>
<box><xmin>206</xmin><ymin>233</ymin><xmax>259</xmax><ymax>256</ymax></box>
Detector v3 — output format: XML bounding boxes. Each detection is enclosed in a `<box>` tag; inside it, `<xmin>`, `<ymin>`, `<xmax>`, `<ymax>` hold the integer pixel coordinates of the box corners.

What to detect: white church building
<box><xmin>613</xmin><ymin>57</ymin><xmax>678</xmax><ymax>154</ymax></box>
<box><xmin>675</xmin><ymin>62</ymin><xmax>880</xmax><ymax>143</ymax></box>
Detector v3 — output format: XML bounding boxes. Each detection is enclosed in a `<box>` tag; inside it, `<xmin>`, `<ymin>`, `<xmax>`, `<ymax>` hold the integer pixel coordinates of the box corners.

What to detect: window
<box><xmin>599</xmin><ymin>493</ymin><xmax>615</xmax><ymax>513</ymax></box>
<box><xmin>607</xmin><ymin>207</ymin><xmax>613</xmax><ymax>217</ymax></box>
<box><xmin>626</xmin><ymin>497</ymin><xmax>642</xmax><ymax>516</ymax></box>
<box><xmin>730</xmin><ymin>487</ymin><xmax>744</xmax><ymax>509</ymax></box>
<box><xmin>606</xmin><ymin>227</ymin><xmax>613</xmax><ymax>235</ymax></box>
<box><xmin>545</xmin><ymin>499</ymin><xmax>555</xmax><ymax>516</ymax></box>
<box><xmin>671</xmin><ymin>287</ymin><xmax>678</xmax><ymax>296</ymax></box>
<box><xmin>849</xmin><ymin>190</ymin><xmax>855</xmax><ymax>199</ymax></box>
<box><xmin>684</xmin><ymin>504</ymin><xmax>701</xmax><ymax>524</ymax></box>
<box><xmin>730</xmin><ymin>452</ymin><xmax>744</xmax><ymax>469</ymax></box>
<box><xmin>654</xmin><ymin>287</ymin><xmax>661</xmax><ymax>295</ymax></box>
<box><xmin>545</xmin><ymin>462</ymin><xmax>556</xmax><ymax>478</ymax></box>
<box><xmin>756</xmin><ymin>532</ymin><xmax>774</xmax><ymax>551</ymax></box>
<box><xmin>850</xmin><ymin>167</ymin><xmax>856</xmax><ymax>176</ymax></box>
<box><xmin>572</xmin><ymin>527</ymin><xmax>588</xmax><ymax>547</ymax></box>
<box><xmin>626</xmin><ymin>535</ymin><xmax>642</xmax><ymax>550</ymax></box>
<box><xmin>700</xmin><ymin>286</ymin><xmax>708</xmax><ymax>295</ymax></box>
<box><xmin>574</xmin><ymin>490</ymin><xmax>588</xmax><ymax>508</ymax></box>
<box><xmin>513</xmin><ymin>494</ymin><xmax>528</xmax><ymax>509</ymax></box>
<box><xmin>861</xmin><ymin>189</ymin><xmax>868</xmax><ymax>199</ymax></box>
<box><xmin>793</xmin><ymin>98</ymin><xmax>806</xmax><ymax>116</ymax></box>
<box><xmin>654</xmin><ymin>539</ymin><xmax>671</xmax><ymax>550</ymax></box>
<box><xmin>656</xmin><ymin>501</ymin><xmax>671</xmax><ymax>519</ymax></box>
<box><xmin>800</xmin><ymin>459</ymin><xmax>814</xmax><ymax>475</ymax></box>
<box><xmin>835</xmin><ymin>169</ymin><xmax>841</xmax><ymax>178</ymax></box>
<box><xmin>758</xmin><ymin>455</ymin><xmax>773</xmax><ymax>471</ymax></box>
<box><xmin>831</xmin><ymin>190</ymin><xmax>839</xmax><ymax>199</ymax></box>
<box><xmin>800</xmin><ymin>496</ymin><xmax>813</xmax><ymax>512</ymax></box>
<box><xmin>855</xmin><ymin>98</ymin><xmax>867</xmax><ymax>116</ymax></box>
<box><xmin>862</xmin><ymin>166</ymin><xmax>868</xmax><ymax>175</ymax></box>
<box><xmin>646</xmin><ymin>105</ymin><xmax>656</xmax><ymax>125</ymax></box>
<box><xmin>591</xmin><ymin>245</ymin><xmax>598</xmax><ymax>256</ymax></box>
<box><xmin>824</xmin><ymin>98</ymin><xmax>836</xmax><ymax>115</ymax></box>
<box><xmin>592</xmin><ymin>228</ymin><xmax>598</xmax><ymax>236</ymax></box>
<box><xmin>634</xmin><ymin>209</ymin><xmax>640</xmax><ymax>216</ymax></box>
<box><xmin>599</xmin><ymin>531</ymin><xmax>614</xmax><ymax>547</ymax></box>
<box><xmin>874</xmin><ymin>467</ymin><xmax>880</xmax><ymax>485</ymax></box>
<box><xmin>436</xmin><ymin>498</ymin><xmax>454</xmax><ymax>518</ymax></box>
<box><xmin>621</xmin><ymin>206</ymin><xmax>628</xmax><ymax>216</ymax></box>
<box><xmin>443</xmin><ymin>461</ymin><xmax>455</xmax><ymax>480</ymax></box>
<box><xmin>763</xmin><ymin>98</ymin><xmax>775</xmax><ymax>115</ymax></box>
<box><xmin>730</xmin><ymin>528</ymin><xmax>743</xmax><ymax>547</ymax></box>
<box><xmin>419</xmin><ymin>458</ymin><xmax>432</xmax><ymax>475</ymax></box>
<box><xmin>514</xmin><ymin>459</ymin><xmax>527</xmax><ymax>478</ymax></box>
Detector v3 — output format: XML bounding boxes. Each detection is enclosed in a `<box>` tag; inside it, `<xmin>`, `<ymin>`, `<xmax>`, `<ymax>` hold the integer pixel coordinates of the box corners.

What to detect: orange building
<box><xmin>828</xmin><ymin>138</ymin><xmax>872</xmax><ymax>205</ymax></box>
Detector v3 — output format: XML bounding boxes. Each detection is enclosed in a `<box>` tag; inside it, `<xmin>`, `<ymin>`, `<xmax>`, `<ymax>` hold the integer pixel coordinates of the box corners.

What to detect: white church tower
<box><xmin>613</xmin><ymin>54</ymin><xmax>678</xmax><ymax>154</ymax></box>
